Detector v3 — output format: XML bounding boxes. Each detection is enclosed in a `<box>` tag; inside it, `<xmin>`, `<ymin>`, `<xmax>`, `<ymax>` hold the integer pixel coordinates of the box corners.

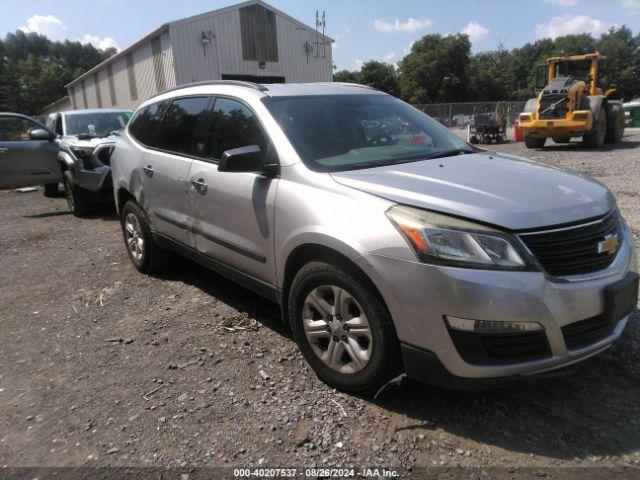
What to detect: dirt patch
<box><xmin>1</xmin><ymin>130</ymin><xmax>639</xmax><ymax>473</ymax></box>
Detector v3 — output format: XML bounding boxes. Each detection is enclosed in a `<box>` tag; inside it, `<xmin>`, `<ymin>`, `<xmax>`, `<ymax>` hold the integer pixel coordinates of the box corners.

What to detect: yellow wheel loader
<box><xmin>518</xmin><ymin>53</ymin><xmax>625</xmax><ymax>148</ymax></box>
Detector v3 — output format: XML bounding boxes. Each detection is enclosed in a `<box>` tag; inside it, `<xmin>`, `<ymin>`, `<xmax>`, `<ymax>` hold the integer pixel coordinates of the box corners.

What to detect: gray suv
<box><xmin>45</xmin><ymin>109</ymin><xmax>132</xmax><ymax>215</ymax></box>
<box><xmin>111</xmin><ymin>81</ymin><xmax>638</xmax><ymax>394</ymax></box>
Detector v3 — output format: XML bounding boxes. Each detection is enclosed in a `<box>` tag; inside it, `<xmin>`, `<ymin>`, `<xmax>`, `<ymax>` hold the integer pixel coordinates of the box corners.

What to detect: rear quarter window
<box><xmin>128</xmin><ymin>101</ymin><xmax>170</xmax><ymax>147</ymax></box>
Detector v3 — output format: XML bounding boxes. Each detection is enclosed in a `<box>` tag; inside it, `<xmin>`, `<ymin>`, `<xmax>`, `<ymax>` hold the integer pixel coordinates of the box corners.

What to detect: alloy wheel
<box><xmin>124</xmin><ymin>213</ymin><xmax>144</xmax><ymax>262</ymax></box>
<box><xmin>64</xmin><ymin>178</ymin><xmax>74</xmax><ymax>212</ymax></box>
<box><xmin>302</xmin><ymin>285</ymin><xmax>373</xmax><ymax>374</ymax></box>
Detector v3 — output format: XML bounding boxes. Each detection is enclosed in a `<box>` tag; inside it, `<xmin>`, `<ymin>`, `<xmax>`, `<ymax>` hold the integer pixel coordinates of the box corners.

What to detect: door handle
<box><xmin>0</xmin><ymin>148</ymin><xmax>7</xmax><ymax>155</ymax></box>
<box><xmin>192</xmin><ymin>178</ymin><xmax>207</xmax><ymax>194</ymax></box>
<box><xmin>142</xmin><ymin>165</ymin><xmax>154</xmax><ymax>178</ymax></box>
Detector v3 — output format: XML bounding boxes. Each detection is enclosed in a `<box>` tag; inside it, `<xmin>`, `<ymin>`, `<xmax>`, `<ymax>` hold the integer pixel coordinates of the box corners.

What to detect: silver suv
<box><xmin>45</xmin><ymin>109</ymin><xmax>131</xmax><ymax>216</ymax></box>
<box><xmin>111</xmin><ymin>81</ymin><xmax>638</xmax><ymax>393</ymax></box>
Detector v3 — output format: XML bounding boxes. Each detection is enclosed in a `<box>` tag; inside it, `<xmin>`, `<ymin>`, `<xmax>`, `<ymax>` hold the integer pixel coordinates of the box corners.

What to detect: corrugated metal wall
<box><xmin>171</xmin><ymin>7</ymin><xmax>332</xmax><ymax>85</ymax></box>
<box><xmin>65</xmin><ymin>3</ymin><xmax>332</xmax><ymax>112</ymax></box>
<box><xmin>66</xmin><ymin>31</ymin><xmax>175</xmax><ymax>111</ymax></box>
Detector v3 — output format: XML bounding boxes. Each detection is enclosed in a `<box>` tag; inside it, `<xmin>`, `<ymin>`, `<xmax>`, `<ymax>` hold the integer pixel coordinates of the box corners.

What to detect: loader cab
<box><xmin>545</xmin><ymin>54</ymin><xmax>605</xmax><ymax>96</ymax></box>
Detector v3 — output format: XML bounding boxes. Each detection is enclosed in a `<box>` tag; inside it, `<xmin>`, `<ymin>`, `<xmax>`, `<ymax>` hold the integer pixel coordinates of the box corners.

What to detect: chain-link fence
<box><xmin>415</xmin><ymin>102</ymin><xmax>526</xmax><ymax>129</ymax></box>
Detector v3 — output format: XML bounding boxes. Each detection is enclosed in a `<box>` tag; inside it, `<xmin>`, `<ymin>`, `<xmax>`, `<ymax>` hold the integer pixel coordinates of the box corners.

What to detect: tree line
<box><xmin>1</xmin><ymin>26</ymin><xmax>639</xmax><ymax>116</ymax></box>
<box><xmin>0</xmin><ymin>30</ymin><xmax>115</xmax><ymax>115</ymax></box>
<box><xmin>335</xmin><ymin>27</ymin><xmax>640</xmax><ymax>104</ymax></box>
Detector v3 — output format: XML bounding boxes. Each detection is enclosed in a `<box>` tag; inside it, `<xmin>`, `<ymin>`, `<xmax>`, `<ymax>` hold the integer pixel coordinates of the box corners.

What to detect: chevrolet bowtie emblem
<box><xmin>597</xmin><ymin>234</ymin><xmax>619</xmax><ymax>255</ymax></box>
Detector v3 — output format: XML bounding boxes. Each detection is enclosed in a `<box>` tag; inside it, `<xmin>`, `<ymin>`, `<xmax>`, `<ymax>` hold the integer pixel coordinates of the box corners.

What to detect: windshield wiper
<box><xmin>76</xmin><ymin>133</ymin><xmax>100</xmax><ymax>140</ymax></box>
<box><xmin>424</xmin><ymin>148</ymin><xmax>475</xmax><ymax>160</ymax></box>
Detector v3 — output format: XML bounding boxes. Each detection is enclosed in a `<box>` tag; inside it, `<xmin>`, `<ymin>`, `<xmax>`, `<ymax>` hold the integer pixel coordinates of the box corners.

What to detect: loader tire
<box><xmin>583</xmin><ymin>108</ymin><xmax>606</xmax><ymax>148</ymax></box>
<box><xmin>524</xmin><ymin>134</ymin><xmax>546</xmax><ymax>149</ymax></box>
<box><xmin>605</xmin><ymin>107</ymin><xmax>624</xmax><ymax>143</ymax></box>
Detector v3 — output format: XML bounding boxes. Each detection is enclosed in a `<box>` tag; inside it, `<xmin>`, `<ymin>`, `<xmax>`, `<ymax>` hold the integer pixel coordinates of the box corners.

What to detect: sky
<box><xmin>1</xmin><ymin>0</ymin><xmax>639</xmax><ymax>71</ymax></box>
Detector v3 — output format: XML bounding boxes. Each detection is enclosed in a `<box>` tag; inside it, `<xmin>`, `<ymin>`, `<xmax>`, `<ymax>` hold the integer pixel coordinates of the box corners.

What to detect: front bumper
<box><xmin>355</xmin><ymin>230</ymin><xmax>637</xmax><ymax>386</ymax></box>
<box><xmin>518</xmin><ymin>110</ymin><xmax>593</xmax><ymax>136</ymax></box>
<box><xmin>76</xmin><ymin>165</ymin><xmax>112</xmax><ymax>192</ymax></box>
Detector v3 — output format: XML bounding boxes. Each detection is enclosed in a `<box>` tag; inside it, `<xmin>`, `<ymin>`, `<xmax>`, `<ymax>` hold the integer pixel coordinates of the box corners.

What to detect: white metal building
<box><xmin>65</xmin><ymin>0</ymin><xmax>333</xmax><ymax>111</ymax></box>
<box><xmin>40</xmin><ymin>96</ymin><xmax>72</xmax><ymax>117</ymax></box>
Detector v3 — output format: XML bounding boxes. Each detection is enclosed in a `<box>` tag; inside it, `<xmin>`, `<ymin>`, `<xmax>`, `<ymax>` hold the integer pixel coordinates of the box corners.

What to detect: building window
<box><xmin>69</xmin><ymin>86</ymin><xmax>77</xmax><ymax>109</ymax></box>
<box><xmin>107</xmin><ymin>65</ymin><xmax>117</xmax><ymax>106</ymax></box>
<box><xmin>239</xmin><ymin>4</ymin><xmax>278</xmax><ymax>62</ymax></box>
<box><xmin>81</xmin><ymin>80</ymin><xmax>88</xmax><ymax>108</ymax></box>
<box><xmin>151</xmin><ymin>36</ymin><xmax>166</xmax><ymax>93</ymax></box>
<box><xmin>126</xmin><ymin>53</ymin><xmax>138</xmax><ymax>101</ymax></box>
<box><xmin>94</xmin><ymin>73</ymin><xmax>103</xmax><ymax>108</ymax></box>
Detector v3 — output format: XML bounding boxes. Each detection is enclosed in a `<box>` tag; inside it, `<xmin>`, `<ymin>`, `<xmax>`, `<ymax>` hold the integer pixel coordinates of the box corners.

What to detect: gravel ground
<box><xmin>1</xmin><ymin>130</ymin><xmax>640</xmax><ymax>478</ymax></box>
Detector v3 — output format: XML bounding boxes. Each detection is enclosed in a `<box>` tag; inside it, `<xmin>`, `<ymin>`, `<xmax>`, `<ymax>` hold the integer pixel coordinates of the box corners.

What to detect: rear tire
<box><xmin>524</xmin><ymin>134</ymin><xmax>546</xmax><ymax>148</ymax></box>
<box><xmin>43</xmin><ymin>182</ymin><xmax>60</xmax><ymax>197</ymax></box>
<box><xmin>63</xmin><ymin>170</ymin><xmax>92</xmax><ymax>217</ymax></box>
<box><xmin>583</xmin><ymin>108</ymin><xmax>606</xmax><ymax>148</ymax></box>
<box><xmin>288</xmin><ymin>260</ymin><xmax>402</xmax><ymax>395</ymax></box>
<box><xmin>120</xmin><ymin>200</ymin><xmax>169</xmax><ymax>274</ymax></box>
<box><xmin>605</xmin><ymin>107</ymin><xmax>624</xmax><ymax>143</ymax></box>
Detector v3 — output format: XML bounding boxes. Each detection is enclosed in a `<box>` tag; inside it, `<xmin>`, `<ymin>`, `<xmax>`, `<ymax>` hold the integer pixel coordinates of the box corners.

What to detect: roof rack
<box><xmin>316</xmin><ymin>82</ymin><xmax>378</xmax><ymax>91</ymax></box>
<box><xmin>150</xmin><ymin>80</ymin><xmax>268</xmax><ymax>99</ymax></box>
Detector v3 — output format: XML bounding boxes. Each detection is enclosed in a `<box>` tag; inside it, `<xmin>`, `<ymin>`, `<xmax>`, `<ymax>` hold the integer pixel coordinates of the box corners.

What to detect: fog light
<box><xmin>444</xmin><ymin>315</ymin><xmax>543</xmax><ymax>333</ymax></box>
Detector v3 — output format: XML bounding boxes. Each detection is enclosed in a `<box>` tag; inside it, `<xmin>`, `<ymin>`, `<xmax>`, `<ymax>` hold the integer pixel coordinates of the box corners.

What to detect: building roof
<box><xmin>41</xmin><ymin>96</ymin><xmax>71</xmax><ymax>113</ymax></box>
<box><xmin>65</xmin><ymin>0</ymin><xmax>333</xmax><ymax>89</ymax></box>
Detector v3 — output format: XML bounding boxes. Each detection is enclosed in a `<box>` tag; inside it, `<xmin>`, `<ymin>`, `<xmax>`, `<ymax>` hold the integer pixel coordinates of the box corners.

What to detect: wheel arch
<box><xmin>116</xmin><ymin>187</ymin><xmax>136</xmax><ymax>215</ymax></box>
<box><xmin>581</xmin><ymin>95</ymin><xmax>608</xmax><ymax>121</ymax></box>
<box><xmin>280</xmin><ymin>243</ymin><xmax>390</xmax><ymax>329</ymax></box>
<box><xmin>57</xmin><ymin>151</ymin><xmax>75</xmax><ymax>174</ymax></box>
<box><xmin>523</xmin><ymin>98</ymin><xmax>538</xmax><ymax>113</ymax></box>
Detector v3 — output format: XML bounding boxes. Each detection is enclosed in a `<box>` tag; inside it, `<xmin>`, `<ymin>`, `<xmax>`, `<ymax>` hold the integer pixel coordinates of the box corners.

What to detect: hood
<box><xmin>330</xmin><ymin>152</ymin><xmax>615</xmax><ymax>230</ymax></box>
<box><xmin>60</xmin><ymin>133</ymin><xmax>120</xmax><ymax>148</ymax></box>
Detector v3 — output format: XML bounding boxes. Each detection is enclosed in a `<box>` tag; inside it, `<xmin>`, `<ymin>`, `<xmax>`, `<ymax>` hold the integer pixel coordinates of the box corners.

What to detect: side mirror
<box><xmin>218</xmin><ymin>145</ymin><xmax>278</xmax><ymax>176</ymax></box>
<box><xmin>29</xmin><ymin>128</ymin><xmax>54</xmax><ymax>141</ymax></box>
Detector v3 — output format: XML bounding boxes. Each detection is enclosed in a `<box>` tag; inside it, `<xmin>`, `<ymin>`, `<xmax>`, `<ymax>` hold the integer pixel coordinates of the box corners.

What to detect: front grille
<box><xmin>561</xmin><ymin>315</ymin><xmax>612</xmax><ymax>350</ymax></box>
<box><xmin>539</xmin><ymin>94</ymin><xmax>568</xmax><ymax>119</ymax></box>
<box><xmin>448</xmin><ymin>330</ymin><xmax>551</xmax><ymax>365</ymax></box>
<box><xmin>519</xmin><ymin>211</ymin><xmax>621</xmax><ymax>277</ymax></box>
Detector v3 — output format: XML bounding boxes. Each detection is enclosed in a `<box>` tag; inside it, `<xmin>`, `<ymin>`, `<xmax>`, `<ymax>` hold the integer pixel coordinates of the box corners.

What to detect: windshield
<box><xmin>263</xmin><ymin>94</ymin><xmax>471</xmax><ymax>172</ymax></box>
<box><xmin>65</xmin><ymin>111</ymin><xmax>132</xmax><ymax>136</ymax></box>
<box><xmin>555</xmin><ymin>60</ymin><xmax>591</xmax><ymax>83</ymax></box>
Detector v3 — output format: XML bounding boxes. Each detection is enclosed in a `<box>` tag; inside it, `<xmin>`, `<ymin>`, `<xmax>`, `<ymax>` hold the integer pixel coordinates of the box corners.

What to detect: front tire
<box><xmin>524</xmin><ymin>134</ymin><xmax>546</xmax><ymax>148</ymax></box>
<box><xmin>288</xmin><ymin>260</ymin><xmax>402</xmax><ymax>395</ymax></box>
<box><xmin>583</xmin><ymin>108</ymin><xmax>606</xmax><ymax>148</ymax></box>
<box><xmin>43</xmin><ymin>182</ymin><xmax>60</xmax><ymax>197</ymax></box>
<box><xmin>120</xmin><ymin>200</ymin><xmax>169</xmax><ymax>274</ymax></box>
<box><xmin>63</xmin><ymin>170</ymin><xmax>92</xmax><ymax>217</ymax></box>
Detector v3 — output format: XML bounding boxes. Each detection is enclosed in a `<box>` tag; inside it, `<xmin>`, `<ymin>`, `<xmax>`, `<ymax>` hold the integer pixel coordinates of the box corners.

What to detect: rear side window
<box><xmin>204</xmin><ymin>97</ymin><xmax>267</xmax><ymax>160</ymax></box>
<box><xmin>128</xmin><ymin>101</ymin><xmax>170</xmax><ymax>147</ymax></box>
<box><xmin>156</xmin><ymin>96</ymin><xmax>211</xmax><ymax>156</ymax></box>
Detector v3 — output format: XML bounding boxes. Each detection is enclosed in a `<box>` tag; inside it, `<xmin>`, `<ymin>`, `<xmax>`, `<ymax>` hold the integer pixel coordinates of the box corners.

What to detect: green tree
<box><xmin>333</xmin><ymin>69</ymin><xmax>361</xmax><ymax>83</ymax></box>
<box><xmin>0</xmin><ymin>30</ymin><xmax>113</xmax><ymax>115</ymax></box>
<box><xmin>359</xmin><ymin>61</ymin><xmax>399</xmax><ymax>96</ymax></box>
<box><xmin>398</xmin><ymin>34</ymin><xmax>471</xmax><ymax>104</ymax></box>
<box><xmin>598</xmin><ymin>26</ymin><xmax>640</xmax><ymax>100</ymax></box>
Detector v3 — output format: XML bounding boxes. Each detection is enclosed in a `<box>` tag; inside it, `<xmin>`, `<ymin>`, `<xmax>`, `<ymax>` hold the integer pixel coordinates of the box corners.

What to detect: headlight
<box><xmin>68</xmin><ymin>145</ymin><xmax>95</xmax><ymax>160</ymax></box>
<box><xmin>386</xmin><ymin>205</ymin><xmax>529</xmax><ymax>269</ymax></box>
